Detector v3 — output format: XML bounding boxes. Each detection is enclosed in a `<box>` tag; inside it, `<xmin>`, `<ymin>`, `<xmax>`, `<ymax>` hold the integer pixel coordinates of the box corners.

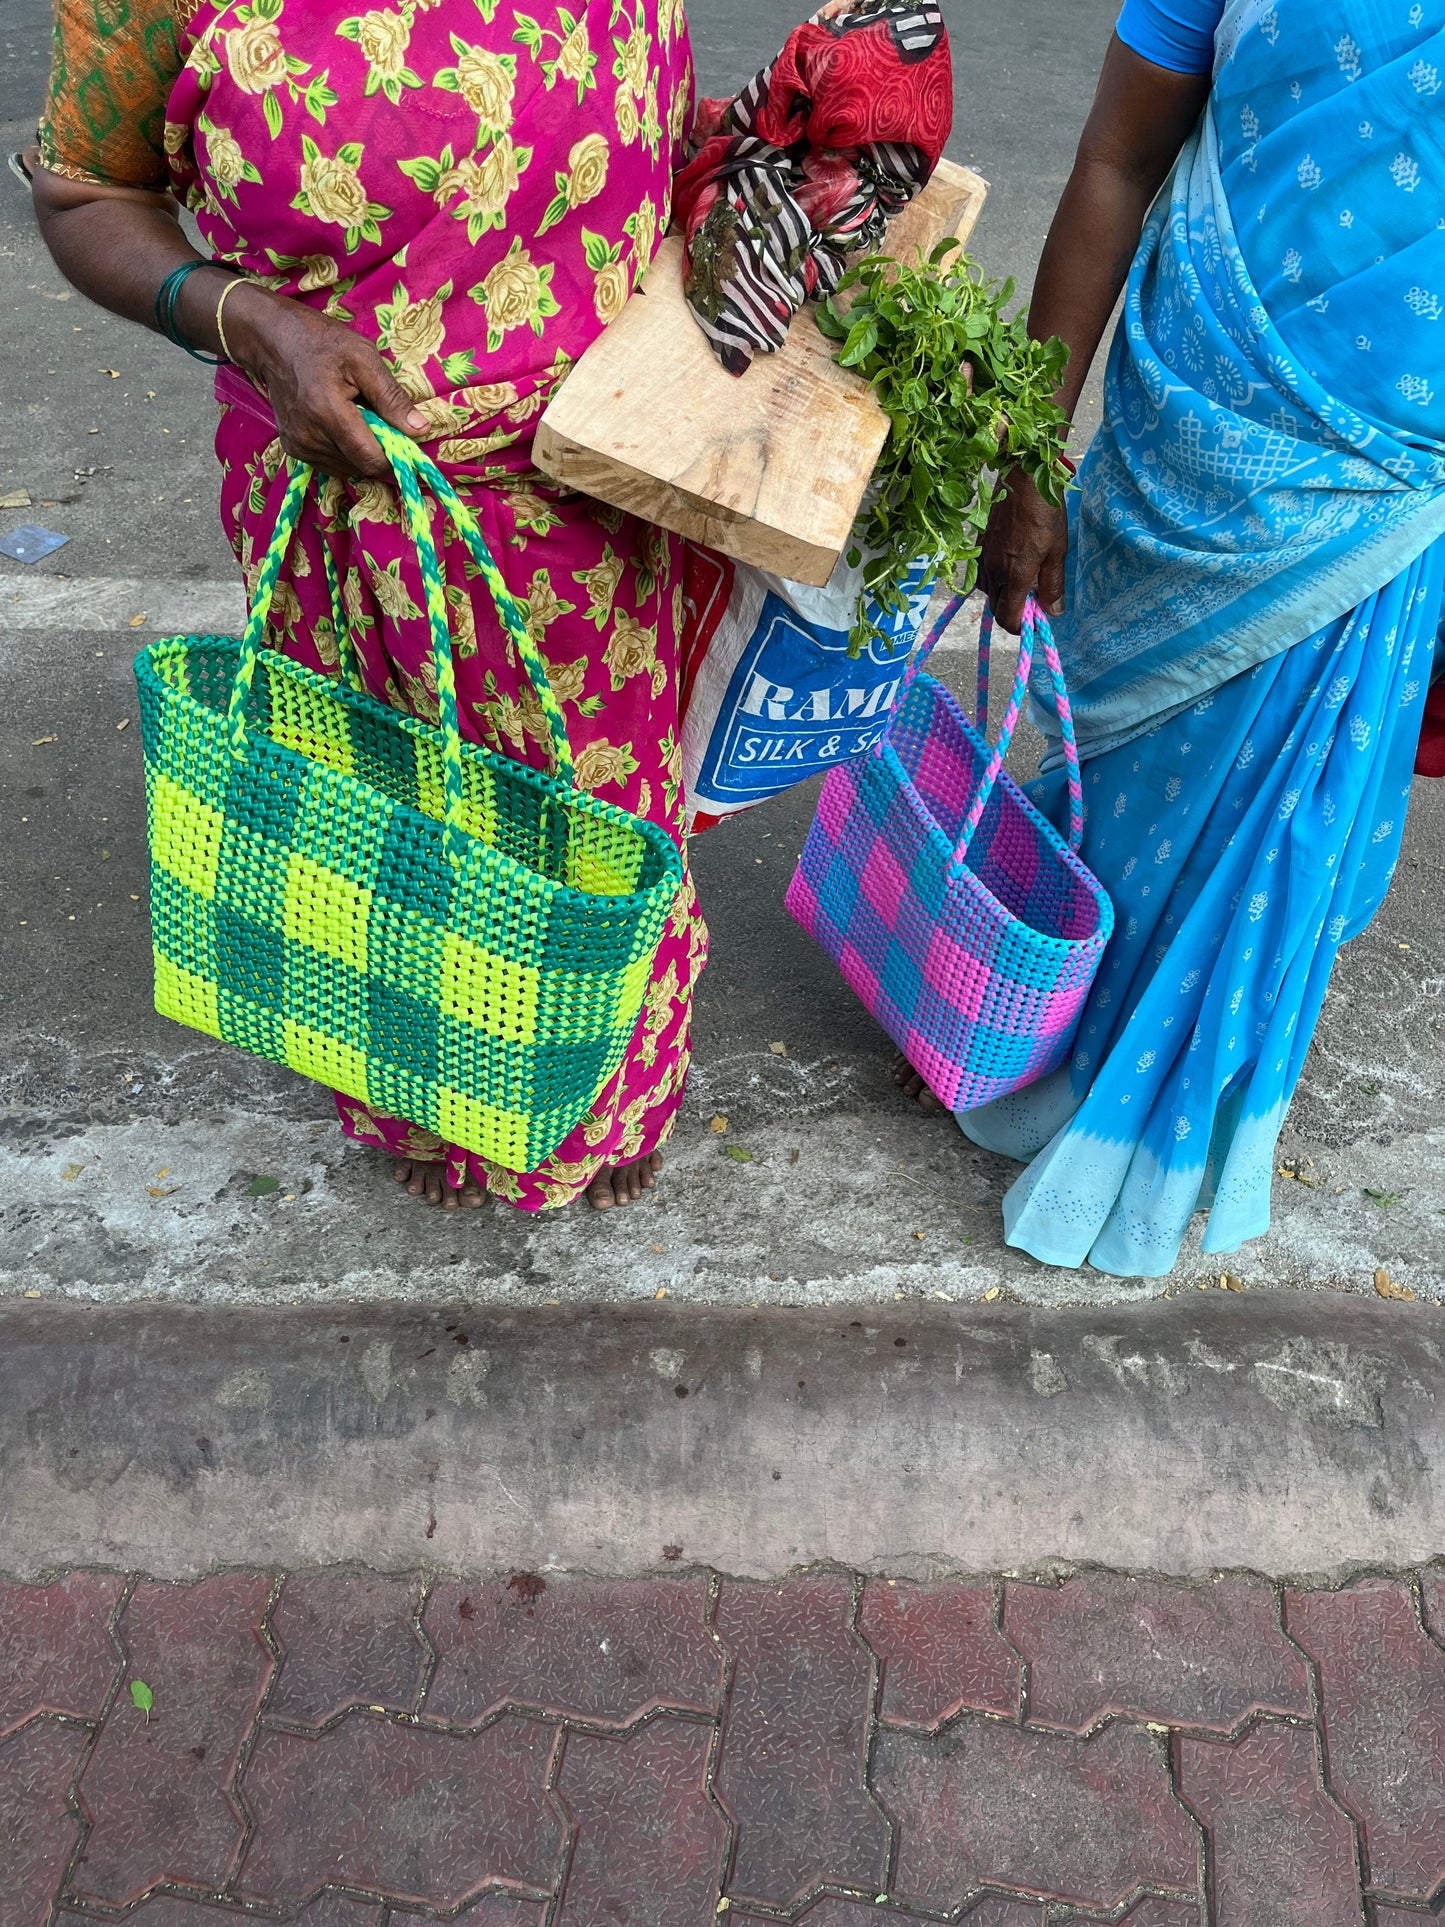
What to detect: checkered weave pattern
<box><xmin>135</xmin><ymin>414</ymin><xmax>683</xmax><ymax>1172</ymax></box>
<box><xmin>786</xmin><ymin>599</ymin><xmax>1112</xmax><ymax>1113</ymax></box>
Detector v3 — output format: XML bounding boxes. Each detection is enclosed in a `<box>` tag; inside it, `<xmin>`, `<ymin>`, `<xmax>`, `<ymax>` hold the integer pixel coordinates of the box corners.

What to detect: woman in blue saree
<box><xmin>900</xmin><ymin>0</ymin><xmax>1445</xmax><ymax>1275</ymax></box>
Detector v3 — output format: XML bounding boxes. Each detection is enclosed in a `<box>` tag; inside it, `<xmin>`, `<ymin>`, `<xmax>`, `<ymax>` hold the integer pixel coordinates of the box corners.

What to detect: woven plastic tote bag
<box><xmin>135</xmin><ymin>412</ymin><xmax>683</xmax><ymax>1172</ymax></box>
<box><xmin>786</xmin><ymin>596</ymin><xmax>1113</xmax><ymax>1113</ymax></box>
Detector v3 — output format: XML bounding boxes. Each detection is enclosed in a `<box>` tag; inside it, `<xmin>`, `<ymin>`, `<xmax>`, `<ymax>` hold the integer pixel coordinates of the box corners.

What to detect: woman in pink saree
<box><xmin>32</xmin><ymin>0</ymin><xmax>706</xmax><ymax>1210</ymax></box>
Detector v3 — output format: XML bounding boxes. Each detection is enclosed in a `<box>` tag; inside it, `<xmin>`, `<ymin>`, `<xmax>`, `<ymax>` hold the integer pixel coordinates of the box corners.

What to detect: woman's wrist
<box><xmin>209</xmin><ymin>279</ymin><xmax>283</xmax><ymax>376</ymax></box>
<box><xmin>172</xmin><ymin>266</ymin><xmax>277</xmax><ymax>369</ymax></box>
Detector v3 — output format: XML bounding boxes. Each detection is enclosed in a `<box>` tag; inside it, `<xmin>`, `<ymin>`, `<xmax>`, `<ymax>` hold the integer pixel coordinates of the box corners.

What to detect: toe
<box><xmin>587</xmin><ymin>1172</ymin><xmax>615</xmax><ymax>1211</ymax></box>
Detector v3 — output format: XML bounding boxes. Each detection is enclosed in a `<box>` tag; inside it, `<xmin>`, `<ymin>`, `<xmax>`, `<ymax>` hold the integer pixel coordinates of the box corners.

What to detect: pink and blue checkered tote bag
<box><xmin>786</xmin><ymin>596</ymin><xmax>1113</xmax><ymax>1113</ymax></box>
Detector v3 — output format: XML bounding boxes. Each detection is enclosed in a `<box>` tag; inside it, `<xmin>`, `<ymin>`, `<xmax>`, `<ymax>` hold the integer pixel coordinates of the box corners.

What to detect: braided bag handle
<box><xmin>947</xmin><ymin>596</ymin><xmax>1085</xmax><ymax>878</ymax></box>
<box><xmin>224</xmin><ymin>416</ymin><xmax>575</xmax><ymax>869</ymax></box>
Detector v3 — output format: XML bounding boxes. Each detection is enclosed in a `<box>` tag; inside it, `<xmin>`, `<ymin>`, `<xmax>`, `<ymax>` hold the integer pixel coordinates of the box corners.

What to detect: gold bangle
<box><xmin>214</xmin><ymin>275</ymin><xmax>250</xmax><ymax>363</ymax></box>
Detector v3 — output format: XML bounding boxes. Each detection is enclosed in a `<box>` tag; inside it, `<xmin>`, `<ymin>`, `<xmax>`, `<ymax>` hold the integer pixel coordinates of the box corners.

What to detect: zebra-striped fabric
<box><xmin>672</xmin><ymin>0</ymin><xmax>953</xmax><ymax>375</ymax></box>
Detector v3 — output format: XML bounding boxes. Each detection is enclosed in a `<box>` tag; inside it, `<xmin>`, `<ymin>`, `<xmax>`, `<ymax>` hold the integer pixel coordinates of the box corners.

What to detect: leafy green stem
<box><xmin>818</xmin><ymin>241</ymin><xmax>1071</xmax><ymax>657</ymax></box>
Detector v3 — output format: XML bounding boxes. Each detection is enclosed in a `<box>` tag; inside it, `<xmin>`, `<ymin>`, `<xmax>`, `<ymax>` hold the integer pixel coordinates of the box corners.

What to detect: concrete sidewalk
<box><xmin>5</xmin><ymin>0</ymin><xmax>1444</xmax><ymax>1310</ymax></box>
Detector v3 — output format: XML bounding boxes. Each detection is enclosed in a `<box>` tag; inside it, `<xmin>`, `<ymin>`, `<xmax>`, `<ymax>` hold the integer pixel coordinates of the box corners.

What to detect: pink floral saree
<box><xmin>157</xmin><ymin>0</ymin><xmax>705</xmax><ymax>1207</ymax></box>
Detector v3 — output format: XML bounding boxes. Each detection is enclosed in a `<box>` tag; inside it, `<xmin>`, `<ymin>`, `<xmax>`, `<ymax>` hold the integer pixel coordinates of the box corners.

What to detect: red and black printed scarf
<box><xmin>673</xmin><ymin>0</ymin><xmax>954</xmax><ymax>376</ymax></box>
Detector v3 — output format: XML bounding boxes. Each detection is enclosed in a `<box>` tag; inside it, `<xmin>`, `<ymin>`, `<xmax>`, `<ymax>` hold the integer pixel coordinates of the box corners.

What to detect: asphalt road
<box><xmin>3</xmin><ymin>0</ymin><xmax>1443</xmax><ymax>1313</ymax></box>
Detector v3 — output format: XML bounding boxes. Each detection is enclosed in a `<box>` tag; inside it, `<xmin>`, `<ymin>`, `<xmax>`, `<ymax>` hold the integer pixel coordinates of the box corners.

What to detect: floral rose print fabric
<box><xmin>47</xmin><ymin>0</ymin><xmax>704</xmax><ymax>1207</ymax></box>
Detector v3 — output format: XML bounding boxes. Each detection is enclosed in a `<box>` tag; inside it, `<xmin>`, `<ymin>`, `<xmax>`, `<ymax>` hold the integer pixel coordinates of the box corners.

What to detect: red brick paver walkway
<box><xmin>4</xmin><ymin>1568</ymin><xmax>1442</xmax><ymax>1924</ymax></box>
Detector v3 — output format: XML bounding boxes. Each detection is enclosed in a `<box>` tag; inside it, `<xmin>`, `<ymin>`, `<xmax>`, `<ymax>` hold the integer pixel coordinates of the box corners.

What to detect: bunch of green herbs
<box><xmin>816</xmin><ymin>241</ymin><xmax>1070</xmax><ymax>657</ymax></box>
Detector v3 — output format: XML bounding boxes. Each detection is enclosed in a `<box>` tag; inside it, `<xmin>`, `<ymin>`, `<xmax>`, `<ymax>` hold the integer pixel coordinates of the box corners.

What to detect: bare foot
<box><xmin>586</xmin><ymin>1150</ymin><xmax>663</xmax><ymax>1211</ymax></box>
<box><xmin>393</xmin><ymin>1159</ymin><xmax>489</xmax><ymax>1210</ymax></box>
<box><xmin>892</xmin><ymin>1051</ymin><xmax>945</xmax><ymax>1114</ymax></box>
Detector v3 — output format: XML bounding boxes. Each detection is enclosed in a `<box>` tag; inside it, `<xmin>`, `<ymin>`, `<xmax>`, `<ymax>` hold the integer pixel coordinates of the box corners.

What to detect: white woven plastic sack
<box><xmin>679</xmin><ymin>542</ymin><xmax>936</xmax><ymax>832</ymax></box>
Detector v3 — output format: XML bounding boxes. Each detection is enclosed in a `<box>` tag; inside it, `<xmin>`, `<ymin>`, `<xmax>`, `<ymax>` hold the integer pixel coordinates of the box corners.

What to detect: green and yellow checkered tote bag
<box><xmin>134</xmin><ymin>413</ymin><xmax>684</xmax><ymax>1172</ymax></box>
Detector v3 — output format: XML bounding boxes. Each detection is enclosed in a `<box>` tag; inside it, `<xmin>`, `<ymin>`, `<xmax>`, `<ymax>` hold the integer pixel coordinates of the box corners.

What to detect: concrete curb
<box><xmin>2</xmin><ymin>1292</ymin><xmax>1440</xmax><ymax>1581</ymax></box>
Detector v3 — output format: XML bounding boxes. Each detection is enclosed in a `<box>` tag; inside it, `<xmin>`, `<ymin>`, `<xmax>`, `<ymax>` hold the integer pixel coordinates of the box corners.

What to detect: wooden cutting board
<box><xmin>533</xmin><ymin>158</ymin><xmax>989</xmax><ymax>587</ymax></box>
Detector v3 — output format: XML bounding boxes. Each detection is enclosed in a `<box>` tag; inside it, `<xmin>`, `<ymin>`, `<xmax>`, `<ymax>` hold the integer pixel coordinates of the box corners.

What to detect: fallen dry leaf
<box><xmin>654</xmin><ymin>1286</ymin><xmax>667</xmax><ymax>1299</ymax></box>
<box><xmin>61</xmin><ymin>1163</ymin><xmax>83</xmax><ymax>1182</ymax></box>
<box><xmin>146</xmin><ymin>1184</ymin><xmax>180</xmax><ymax>1198</ymax></box>
<box><xmin>0</xmin><ymin>488</ymin><xmax>31</xmax><ymax>510</ymax></box>
<box><xmin>31</xmin><ymin>736</ymin><xmax>57</xmax><ymax>746</ymax></box>
<box><xmin>1220</xmin><ymin>1272</ymin><xmax>1244</xmax><ymax>1292</ymax></box>
<box><xmin>1374</xmin><ymin>1267</ymin><xmax>1416</xmax><ymax>1302</ymax></box>
<box><xmin>1276</xmin><ymin>1164</ymin><xmax>1317</xmax><ymax>1188</ymax></box>
<box><xmin>128</xmin><ymin>614</ymin><xmax>147</xmax><ymax>629</ymax></box>
<box><xmin>981</xmin><ymin>1286</ymin><xmax>1001</xmax><ymax>1302</ymax></box>
<box><xmin>155</xmin><ymin>1167</ymin><xmax>171</xmax><ymax>1181</ymax></box>
<box><xmin>23</xmin><ymin>1289</ymin><xmax>41</xmax><ymax>1299</ymax></box>
<box><xmin>768</xmin><ymin>1041</ymin><xmax>787</xmax><ymax>1057</ymax></box>
<box><xmin>709</xmin><ymin>1114</ymin><xmax>727</xmax><ymax>1135</ymax></box>
<box><xmin>116</xmin><ymin>718</ymin><xmax>130</xmax><ymax>731</ymax></box>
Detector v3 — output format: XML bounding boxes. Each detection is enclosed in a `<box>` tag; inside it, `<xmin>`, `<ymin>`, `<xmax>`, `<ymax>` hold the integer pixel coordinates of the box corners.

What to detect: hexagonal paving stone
<box><xmin>1177</xmin><ymin>1721</ymin><xmax>1363</xmax><ymax>1927</ymax></box>
<box><xmin>68</xmin><ymin>1575</ymin><xmax>273</xmax><ymax>1908</ymax></box>
<box><xmin>874</xmin><ymin>1717</ymin><xmax>1200</xmax><ymax>1913</ymax></box>
<box><xmin>1287</xmin><ymin>1578</ymin><xmax>1445</xmax><ymax>1902</ymax></box>
<box><xmin>859</xmin><ymin>1580</ymin><xmax>1020</xmax><ymax>1727</ymax></box>
<box><xmin>1005</xmin><ymin>1574</ymin><xmax>1310</xmax><ymax>1736</ymax></box>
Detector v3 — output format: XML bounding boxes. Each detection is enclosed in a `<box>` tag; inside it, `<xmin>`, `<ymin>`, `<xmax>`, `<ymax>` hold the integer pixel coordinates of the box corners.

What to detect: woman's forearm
<box><xmin>29</xmin><ymin>167</ymin><xmax>239</xmax><ymax>356</ymax></box>
<box><xmin>977</xmin><ymin>39</ymin><xmax>1209</xmax><ymax>628</ymax></box>
<box><xmin>1026</xmin><ymin>39</ymin><xmax>1211</xmax><ymax>431</ymax></box>
<box><xmin>1028</xmin><ymin>158</ymin><xmax>1166</xmax><ymax>425</ymax></box>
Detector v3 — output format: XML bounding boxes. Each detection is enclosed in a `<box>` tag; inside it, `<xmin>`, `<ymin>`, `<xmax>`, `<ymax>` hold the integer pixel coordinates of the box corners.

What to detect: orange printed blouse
<box><xmin>37</xmin><ymin>0</ymin><xmax>210</xmax><ymax>190</ymax></box>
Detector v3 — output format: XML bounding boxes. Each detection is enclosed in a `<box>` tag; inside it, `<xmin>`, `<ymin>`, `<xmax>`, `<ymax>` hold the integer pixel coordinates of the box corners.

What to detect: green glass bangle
<box><xmin>153</xmin><ymin>260</ymin><xmax>226</xmax><ymax>365</ymax></box>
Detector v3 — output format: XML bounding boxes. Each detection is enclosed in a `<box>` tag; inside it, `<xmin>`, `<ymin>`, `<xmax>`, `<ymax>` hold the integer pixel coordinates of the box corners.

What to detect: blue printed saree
<box><xmin>961</xmin><ymin>0</ymin><xmax>1445</xmax><ymax>1275</ymax></box>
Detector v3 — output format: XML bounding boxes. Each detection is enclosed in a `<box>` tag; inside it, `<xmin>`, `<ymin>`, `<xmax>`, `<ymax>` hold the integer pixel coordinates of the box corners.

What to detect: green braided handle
<box><xmin>227</xmin><ymin>465</ymin><xmax>366</xmax><ymax>749</ymax></box>
<box><xmin>225</xmin><ymin>415</ymin><xmax>575</xmax><ymax>868</ymax></box>
<box><xmin>360</xmin><ymin>411</ymin><xmax>574</xmax><ymax>783</ymax></box>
